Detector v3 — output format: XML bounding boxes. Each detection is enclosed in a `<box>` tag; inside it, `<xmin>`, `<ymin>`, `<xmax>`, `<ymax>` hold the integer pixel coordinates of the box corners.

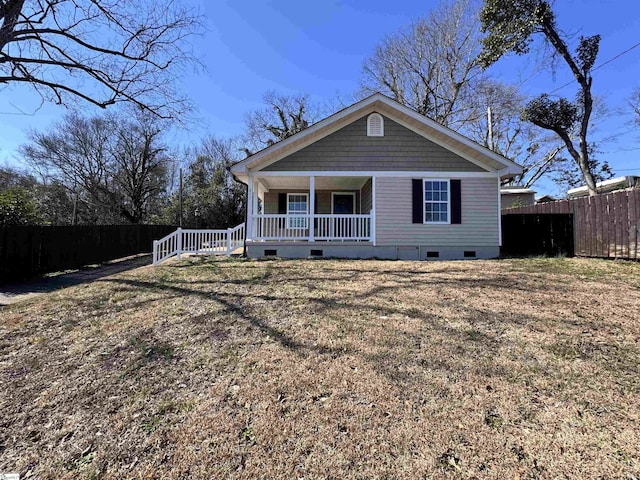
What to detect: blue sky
<box><xmin>1</xmin><ymin>0</ymin><xmax>639</xmax><ymax>196</ymax></box>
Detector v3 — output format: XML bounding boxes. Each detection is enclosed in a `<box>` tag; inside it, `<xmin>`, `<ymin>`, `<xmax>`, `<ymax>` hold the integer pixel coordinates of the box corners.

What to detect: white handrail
<box><xmin>153</xmin><ymin>223</ymin><xmax>245</xmax><ymax>265</ymax></box>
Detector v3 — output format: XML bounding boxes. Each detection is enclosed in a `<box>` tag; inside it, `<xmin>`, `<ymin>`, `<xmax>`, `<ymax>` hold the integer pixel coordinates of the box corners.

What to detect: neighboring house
<box><xmin>500</xmin><ymin>187</ymin><xmax>536</xmax><ymax>210</ymax></box>
<box><xmin>230</xmin><ymin>94</ymin><xmax>523</xmax><ymax>260</ymax></box>
<box><xmin>536</xmin><ymin>194</ymin><xmax>557</xmax><ymax>204</ymax></box>
<box><xmin>567</xmin><ymin>176</ymin><xmax>640</xmax><ymax>199</ymax></box>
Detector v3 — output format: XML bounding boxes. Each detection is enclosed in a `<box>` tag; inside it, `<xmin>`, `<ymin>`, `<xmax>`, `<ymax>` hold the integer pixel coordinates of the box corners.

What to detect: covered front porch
<box><xmin>246</xmin><ymin>174</ymin><xmax>376</xmax><ymax>243</ymax></box>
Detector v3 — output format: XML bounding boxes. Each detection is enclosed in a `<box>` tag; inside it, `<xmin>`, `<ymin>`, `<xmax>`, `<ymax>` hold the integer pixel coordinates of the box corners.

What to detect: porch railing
<box><xmin>251</xmin><ymin>214</ymin><xmax>372</xmax><ymax>241</ymax></box>
<box><xmin>153</xmin><ymin>223</ymin><xmax>245</xmax><ymax>265</ymax></box>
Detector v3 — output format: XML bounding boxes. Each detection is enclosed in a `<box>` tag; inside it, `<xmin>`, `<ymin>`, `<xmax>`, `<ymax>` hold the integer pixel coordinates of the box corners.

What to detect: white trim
<box><xmin>331</xmin><ymin>192</ymin><xmax>356</xmax><ymax>214</ymax></box>
<box><xmin>500</xmin><ymin>188</ymin><xmax>535</xmax><ymax>194</ymax></box>
<box><xmin>423</xmin><ymin>178</ymin><xmax>451</xmax><ymax>225</ymax></box>
<box><xmin>230</xmin><ymin>93</ymin><xmax>523</xmax><ymax>175</ymax></box>
<box><xmin>247</xmin><ymin>170</ymin><xmax>499</xmax><ymax>178</ymax></box>
<box><xmin>367</xmin><ymin>113</ymin><xmax>384</xmax><ymax>136</ymax></box>
<box><xmin>247</xmin><ymin>177</ymin><xmax>254</xmax><ymax>240</ymax></box>
<box><xmin>252</xmin><ymin>179</ymin><xmax>259</xmax><ymax>222</ymax></box>
<box><xmin>309</xmin><ymin>176</ymin><xmax>315</xmax><ymax>242</ymax></box>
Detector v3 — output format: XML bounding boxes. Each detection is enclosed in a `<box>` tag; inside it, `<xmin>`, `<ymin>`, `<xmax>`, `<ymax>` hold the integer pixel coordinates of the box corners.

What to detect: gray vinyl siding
<box><xmin>375</xmin><ymin>177</ymin><xmax>499</xmax><ymax>246</ymax></box>
<box><xmin>262</xmin><ymin>114</ymin><xmax>485</xmax><ymax>172</ymax></box>
<box><xmin>361</xmin><ymin>178</ymin><xmax>372</xmax><ymax>213</ymax></box>
<box><xmin>264</xmin><ymin>189</ymin><xmax>361</xmax><ymax>214</ymax></box>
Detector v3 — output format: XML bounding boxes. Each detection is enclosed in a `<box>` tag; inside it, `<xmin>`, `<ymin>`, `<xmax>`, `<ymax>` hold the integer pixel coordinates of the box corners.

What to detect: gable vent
<box><xmin>367</xmin><ymin>113</ymin><xmax>384</xmax><ymax>137</ymax></box>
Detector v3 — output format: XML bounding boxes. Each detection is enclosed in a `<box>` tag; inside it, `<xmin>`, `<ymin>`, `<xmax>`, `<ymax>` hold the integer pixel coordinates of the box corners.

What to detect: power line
<box><xmin>548</xmin><ymin>40</ymin><xmax>640</xmax><ymax>94</ymax></box>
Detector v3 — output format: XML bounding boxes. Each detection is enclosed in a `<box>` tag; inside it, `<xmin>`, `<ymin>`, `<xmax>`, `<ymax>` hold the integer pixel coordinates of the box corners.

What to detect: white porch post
<box><xmin>371</xmin><ymin>176</ymin><xmax>376</xmax><ymax>246</ymax></box>
<box><xmin>309</xmin><ymin>176</ymin><xmax>315</xmax><ymax>242</ymax></box>
<box><xmin>247</xmin><ymin>175</ymin><xmax>254</xmax><ymax>241</ymax></box>
<box><xmin>252</xmin><ymin>178</ymin><xmax>259</xmax><ymax>240</ymax></box>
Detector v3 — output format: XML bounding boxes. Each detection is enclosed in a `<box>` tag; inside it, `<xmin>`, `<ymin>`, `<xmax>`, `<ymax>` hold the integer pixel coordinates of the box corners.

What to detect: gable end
<box><xmin>260</xmin><ymin>115</ymin><xmax>486</xmax><ymax>172</ymax></box>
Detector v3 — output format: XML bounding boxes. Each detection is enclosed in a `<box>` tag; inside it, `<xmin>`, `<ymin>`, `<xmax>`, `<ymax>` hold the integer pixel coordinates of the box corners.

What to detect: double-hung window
<box><xmin>287</xmin><ymin>193</ymin><xmax>308</xmax><ymax>229</ymax></box>
<box><xmin>424</xmin><ymin>179</ymin><xmax>450</xmax><ymax>224</ymax></box>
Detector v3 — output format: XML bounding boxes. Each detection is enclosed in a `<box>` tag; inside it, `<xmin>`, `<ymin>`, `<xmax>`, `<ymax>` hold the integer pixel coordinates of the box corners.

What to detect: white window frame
<box><xmin>423</xmin><ymin>179</ymin><xmax>451</xmax><ymax>225</ymax></box>
<box><xmin>331</xmin><ymin>192</ymin><xmax>356</xmax><ymax>214</ymax></box>
<box><xmin>367</xmin><ymin>113</ymin><xmax>384</xmax><ymax>137</ymax></box>
<box><xmin>287</xmin><ymin>193</ymin><xmax>309</xmax><ymax>229</ymax></box>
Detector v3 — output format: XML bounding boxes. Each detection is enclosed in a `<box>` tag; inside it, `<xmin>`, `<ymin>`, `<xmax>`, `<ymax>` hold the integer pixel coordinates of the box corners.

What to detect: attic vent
<box><xmin>367</xmin><ymin>113</ymin><xmax>384</xmax><ymax>137</ymax></box>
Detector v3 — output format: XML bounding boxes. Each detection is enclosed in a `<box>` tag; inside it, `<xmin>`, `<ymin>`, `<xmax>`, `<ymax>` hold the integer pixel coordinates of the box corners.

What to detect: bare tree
<box><xmin>0</xmin><ymin>0</ymin><xmax>200</xmax><ymax>118</ymax></box>
<box><xmin>631</xmin><ymin>87</ymin><xmax>640</xmax><ymax>126</ymax></box>
<box><xmin>242</xmin><ymin>91</ymin><xmax>319</xmax><ymax>156</ymax></box>
<box><xmin>479</xmin><ymin>0</ymin><xmax>610</xmax><ymax>195</ymax></box>
<box><xmin>168</xmin><ymin>136</ymin><xmax>245</xmax><ymax>229</ymax></box>
<box><xmin>20</xmin><ymin>107</ymin><xmax>170</xmax><ymax>223</ymax></box>
<box><xmin>360</xmin><ymin>0</ymin><xmax>484</xmax><ymax>130</ymax></box>
<box><xmin>465</xmin><ymin>79</ymin><xmax>565</xmax><ymax>187</ymax></box>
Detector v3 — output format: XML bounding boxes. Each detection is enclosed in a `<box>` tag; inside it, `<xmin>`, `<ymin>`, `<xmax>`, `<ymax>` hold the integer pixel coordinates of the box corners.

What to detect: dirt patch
<box><xmin>1</xmin><ymin>257</ymin><xmax>639</xmax><ymax>479</ymax></box>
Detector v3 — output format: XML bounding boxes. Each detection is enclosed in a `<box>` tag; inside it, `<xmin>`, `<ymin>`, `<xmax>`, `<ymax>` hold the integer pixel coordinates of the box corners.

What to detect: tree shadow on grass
<box><xmin>96</xmin><ymin>260</ymin><xmax>631</xmax><ymax>395</ymax></box>
<box><xmin>98</xmin><ymin>277</ymin><xmax>349</xmax><ymax>359</ymax></box>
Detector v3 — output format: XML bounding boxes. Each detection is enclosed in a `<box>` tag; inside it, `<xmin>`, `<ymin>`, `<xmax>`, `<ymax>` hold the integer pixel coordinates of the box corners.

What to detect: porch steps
<box><xmin>152</xmin><ymin>223</ymin><xmax>245</xmax><ymax>265</ymax></box>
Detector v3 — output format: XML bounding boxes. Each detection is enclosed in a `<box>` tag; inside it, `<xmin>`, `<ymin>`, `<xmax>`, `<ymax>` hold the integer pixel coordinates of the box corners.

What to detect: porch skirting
<box><xmin>246</xmin><ymin>242</ymin><xmax>499</xmax><ymax>260</ymax></box>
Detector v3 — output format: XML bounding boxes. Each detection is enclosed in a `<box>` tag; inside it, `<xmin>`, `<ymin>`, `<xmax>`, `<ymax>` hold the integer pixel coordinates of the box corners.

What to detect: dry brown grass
<box><xmin>1</xmin><ymin>256</ymin><xmax>639</xmax><ymax>479</ymax></box>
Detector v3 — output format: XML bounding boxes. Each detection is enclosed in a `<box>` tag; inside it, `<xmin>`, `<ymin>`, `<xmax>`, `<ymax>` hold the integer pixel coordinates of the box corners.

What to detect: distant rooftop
<box><xmin>500</xmin><ymin>187</ymin><xmax>535</xmax><ymax>195</ymax></box>
<box><xmin>567</xmin><ymin>176</ymin><xmax>639</xmax><ymax>198</ymax></box>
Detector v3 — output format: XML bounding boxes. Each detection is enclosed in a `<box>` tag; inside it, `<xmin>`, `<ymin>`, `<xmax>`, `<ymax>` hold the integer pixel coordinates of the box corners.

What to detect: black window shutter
<box><xmin>278</xmin><ymin>193</ymin><xmax>287</xmax><ymax>214</ymax></box>
<box><xmin>412</xmin><ymin>179</ymin><xmax>423</xmax><ymax>224</ymax></box>
<box><xmin>451</xmin><ymin>179</ymin><xmax>461</xmax><ymax>224</ymax></box>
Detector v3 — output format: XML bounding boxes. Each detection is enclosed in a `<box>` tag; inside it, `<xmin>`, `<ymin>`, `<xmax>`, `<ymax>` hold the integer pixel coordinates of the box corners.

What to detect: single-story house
<box><xmin>230</xmin><ymin>93</ymin><xmax>523</xmax><ymax>260</ymax></box>
<box><xmin>536</xmin><ymin>194</ymin><xmax>557</xmax><ymax>204</ymax></box>
<box><xmin>567</xmin><ymin>176</ymin><xmax>639</xmax><ymax>199</ymax></box>
<box><xmin>500</xmin><ymin>186</ymin><xmax>536</xmax><ymax>209</ymax></box>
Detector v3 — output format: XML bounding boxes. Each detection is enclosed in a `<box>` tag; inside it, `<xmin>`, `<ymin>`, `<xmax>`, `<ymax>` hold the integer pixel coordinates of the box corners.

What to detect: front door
<box><xmin>332</xmin><ymin>193</ymin><xmax>355</xmax><ymax>214</ymax></box>
<box><xmin>332</xmin><ymin>193</ymin><xmax>355</xmax><ymax>238</ymax></box>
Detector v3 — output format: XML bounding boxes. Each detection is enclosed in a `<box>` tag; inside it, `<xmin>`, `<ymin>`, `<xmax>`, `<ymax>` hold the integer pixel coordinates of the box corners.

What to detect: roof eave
<box><xmin>229</xmin><ymin>93</ymin><xmax>524</xmax><ymax>175</ymax></box>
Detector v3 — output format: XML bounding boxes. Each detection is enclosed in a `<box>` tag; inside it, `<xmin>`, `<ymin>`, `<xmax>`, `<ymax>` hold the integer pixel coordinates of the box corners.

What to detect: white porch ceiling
<box><xmin>259</xmin><ymin>176</ymin><xmax>369</xmax><ymax>190</ymax></box>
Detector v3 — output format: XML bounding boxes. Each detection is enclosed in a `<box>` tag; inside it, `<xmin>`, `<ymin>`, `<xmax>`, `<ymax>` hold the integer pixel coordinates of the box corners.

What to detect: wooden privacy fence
<box><xmin>0</xmin><ymin>224</ymin><xmax>176</xmax><ymax>283</ymax></box>
<box><xmin>503</xmin><ymin>189</ymin><xmax>640</xmax><ymax>260</ymax></box>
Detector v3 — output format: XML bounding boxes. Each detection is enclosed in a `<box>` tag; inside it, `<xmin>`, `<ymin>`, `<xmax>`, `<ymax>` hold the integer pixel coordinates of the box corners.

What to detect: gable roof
<box><xmin>231</xmin><ymin>93</ymin><xmax>523</xmax><ymax>180</ymax></box>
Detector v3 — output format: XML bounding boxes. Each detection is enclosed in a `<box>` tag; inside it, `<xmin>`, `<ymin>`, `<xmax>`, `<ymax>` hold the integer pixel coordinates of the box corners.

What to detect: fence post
<box><xmin>226</xmin><ymin>228</ymin><xmax>232</xmax><ymax>256</ymax></box>
<box><xmin>153</xmin><ymin>240</ymin><xmax>158</xmax><ymax>266</ymax></box>
<box><xmin>177</xmin><ymin>227</ymin><xmax>182</xmax><ymax>260</ymax></box>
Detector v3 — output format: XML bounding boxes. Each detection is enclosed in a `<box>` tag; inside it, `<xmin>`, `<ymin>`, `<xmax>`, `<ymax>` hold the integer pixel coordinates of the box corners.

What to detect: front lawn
<box><xmin>1</xmin><ymin>257</ymin><xmax>639</xmax><ymax>479</ymax></box>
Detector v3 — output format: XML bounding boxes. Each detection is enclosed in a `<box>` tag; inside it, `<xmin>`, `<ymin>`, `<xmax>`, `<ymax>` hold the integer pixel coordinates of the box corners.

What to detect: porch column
<box><xmin>371</xmin><ymin>176</ymin><xmax>376</xmax><ymax>246</ymax></box>
<box><xmin>251</xmin><ymin>178</ymin><xmax>259</xmax><ymax>240</ymax></box>
<box><xmin>309</xmin><ymin>176</ymin><xmax>315</xmax><ymax>242</ymax></box>
<box><xmin>246</xmin><ymin>175</ymin><xmax>254</xmax><ymax>241</ymax></box>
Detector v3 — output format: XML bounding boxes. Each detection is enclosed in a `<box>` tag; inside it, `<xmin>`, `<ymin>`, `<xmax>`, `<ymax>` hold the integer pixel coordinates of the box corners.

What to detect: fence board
<box><xmin>503</xmin><ymin>189</ymin><xmax>640</xmax><ymax>260</ymax></box>
<box><xmin>594</xmin><ymin>195</ymin><xmax>602</xmax><ymax>257</ymax></box>
<box><xmin>603</xmin><ymin>195</ymin><xmax>610</xmax><ymax>258</ymax></box>
<box><xmin>0</xmin><ymin>224</ymin><xmax>176</xmax><ymax>283</ymax></box>
<box><xmin>632</xmin><ymin>191</ymin><xmax>639</xmax><ymax>259</ymax></box>
<box><xmin>612</xmin><ymin>192</ymin><xmax>620</xmax><ymax>257</ymax></box>
<box><xmin>575</xmin><ymin>198</ymin><xmax>585</xmax><ymax>256</ymax></box>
